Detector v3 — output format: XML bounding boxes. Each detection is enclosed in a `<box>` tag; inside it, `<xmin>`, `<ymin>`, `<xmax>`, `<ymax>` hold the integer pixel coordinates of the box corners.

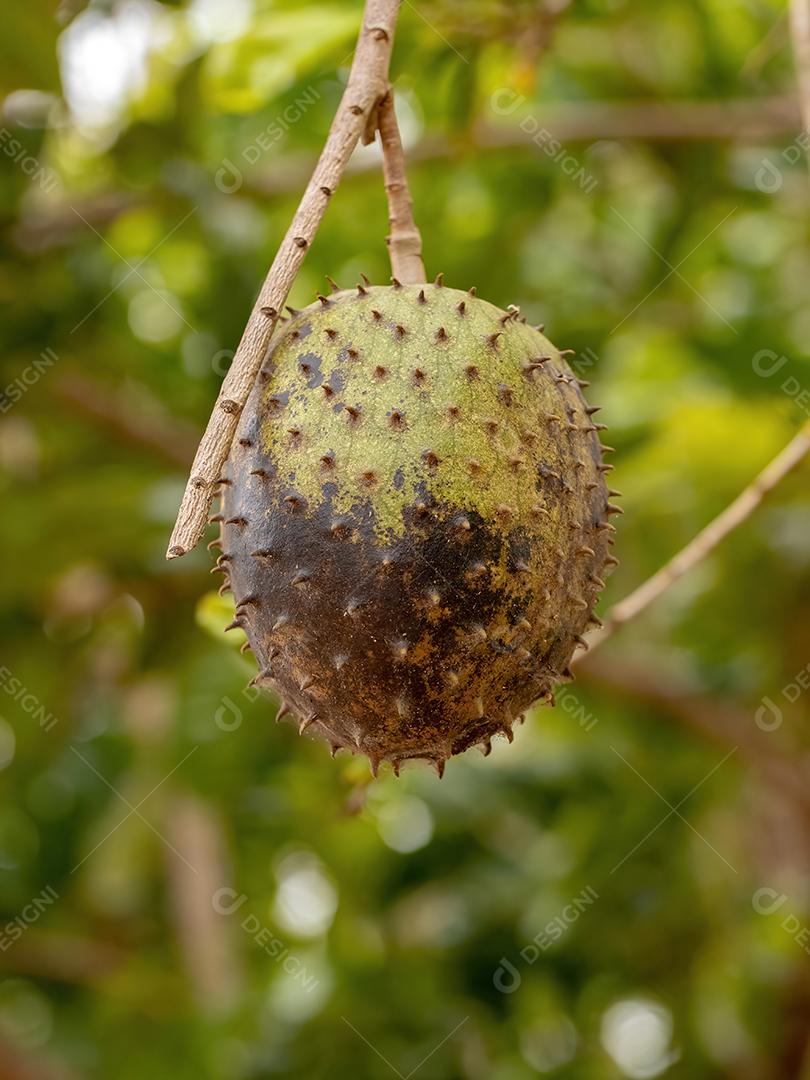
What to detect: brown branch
<box><xmin>53</xmin><ymin>372</ymin><xmax>198</xmax><ymax>468</ymax></box>
<box><xmin>790</xmin><ymin>0</ymin><xmax>810</xmax><ymax>139</ymax></box>
<box><xmin>0</xmin><ymin>930</ymin><xmax>128</xmax><ymax>985</ymax></box>
<box><xmin>377</xmin><ymin>89</ymin><xmax>425</xmax><ymax>283</ymax></box>
<box><xmin>163</xmin><ymin>793</ymin><xmax>242</xmax><ymax>1013</ymax></box>
<box><xmin>12</xmin><ymin>98</ymin><xmax>802</xmax><ymax>254</ymax></box>
<box><xmin>478</xmin><ymin>94</ymin><xmax>800</xmax><ymax>144</ymax></box>
<box><xmin>166</xmin><ymin>0</ymin><xmax>403</xmax><ymax>560</ymax></box>
<box><xmin>579</xmin><ymin>655</ymin><xmax>810</xmax><ymax>890</ymax></box>
<box><xmin>584</xmin><ymin>421</ymin><xmax>810</xmax><ymax>654</ymax></box>
<box><xmin>0</xmin><ymin>1035</ymin><xmax>77</xmax><ymax>1080</ymax></box>
<box><xmin>578</xmin><ymin>654</ymin><xmax>810</xmax><ymax>792</ymax></box>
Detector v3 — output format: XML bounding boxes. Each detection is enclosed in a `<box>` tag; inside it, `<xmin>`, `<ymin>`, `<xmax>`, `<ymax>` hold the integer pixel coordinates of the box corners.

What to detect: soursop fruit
<box><xmin>214</xmin><ymin>278</ymin><xmax>618</xmax><ymax>774</ymax></box>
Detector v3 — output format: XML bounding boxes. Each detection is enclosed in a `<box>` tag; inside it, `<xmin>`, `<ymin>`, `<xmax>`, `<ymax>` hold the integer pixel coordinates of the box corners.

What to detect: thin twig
<box><xmin>166</xmin><ymin>0</ymin><xmax>403</xmax><ymax>560</ymax></box>
<box><xmin>584</xmin><ymin>421</ymin><xmax>810</xmax><ymax>654</ymax></box>
<box><xmin>377</xmin><ymin>89</ymin><xmax>425</xmax><ymax>283</ymax></box>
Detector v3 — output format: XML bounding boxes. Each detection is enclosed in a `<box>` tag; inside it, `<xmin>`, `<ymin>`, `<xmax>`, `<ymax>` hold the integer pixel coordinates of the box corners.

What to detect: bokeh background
<box><xmin>2</xmin><ymin>0</ymin><xmax>810</xmax><ymax>1077</ymax></box>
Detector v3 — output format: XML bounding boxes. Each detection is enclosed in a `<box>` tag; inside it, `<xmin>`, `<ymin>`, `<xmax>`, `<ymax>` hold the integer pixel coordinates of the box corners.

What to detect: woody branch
<box><xmin>166</xmin><ymin>0</ymin><xmax>404</xmax><ymax>560</ymax></box>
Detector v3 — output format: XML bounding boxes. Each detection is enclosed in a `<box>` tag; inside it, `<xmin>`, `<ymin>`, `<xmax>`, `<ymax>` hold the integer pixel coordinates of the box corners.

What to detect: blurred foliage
<box><xmin>1</xmin><ymin>0</ymin><xmax>810</xmax><ymax>1078</ymax></box>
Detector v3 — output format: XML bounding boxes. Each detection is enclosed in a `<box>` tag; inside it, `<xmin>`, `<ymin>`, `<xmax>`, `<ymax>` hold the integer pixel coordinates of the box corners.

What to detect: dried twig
<box><xmin>166</xmin><ymin>0</ymin><xmax>403</xmax><ymax>560</ymax></box>
<box><xmin>585</xmin><ymin>421</ymin><xmax>810</xmax><ymax>653</ymax></box>
<box><xmin>377</xmin><ymin>89</ymin><xmax>425</xmax><ymax>283</ymax></box>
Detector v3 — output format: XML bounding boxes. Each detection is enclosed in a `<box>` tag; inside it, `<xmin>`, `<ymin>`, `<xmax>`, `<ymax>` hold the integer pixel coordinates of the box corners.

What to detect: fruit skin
<box><xmin>216</xmin><ymin>279</ymin><xmax>615</xmax><ymax>775</ymax></box>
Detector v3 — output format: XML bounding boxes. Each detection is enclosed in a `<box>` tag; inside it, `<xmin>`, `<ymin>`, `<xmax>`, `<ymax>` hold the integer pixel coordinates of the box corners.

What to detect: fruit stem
<box><xmin>377</xmin><ymin>89</ymin><xmax>426</xmax><ymax>283</ymax></box>
<box><xmin>166</xmin><ymin>0</ymin><xmax>404</xmax><ymax>560</ymax></box>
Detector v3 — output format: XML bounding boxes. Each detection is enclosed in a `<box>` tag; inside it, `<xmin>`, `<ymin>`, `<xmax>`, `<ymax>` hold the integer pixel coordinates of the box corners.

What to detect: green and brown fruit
<box><xmin>215</xmin><ymin>277</ymin><xmax>618</xmax><ymax>775</ymax></box>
